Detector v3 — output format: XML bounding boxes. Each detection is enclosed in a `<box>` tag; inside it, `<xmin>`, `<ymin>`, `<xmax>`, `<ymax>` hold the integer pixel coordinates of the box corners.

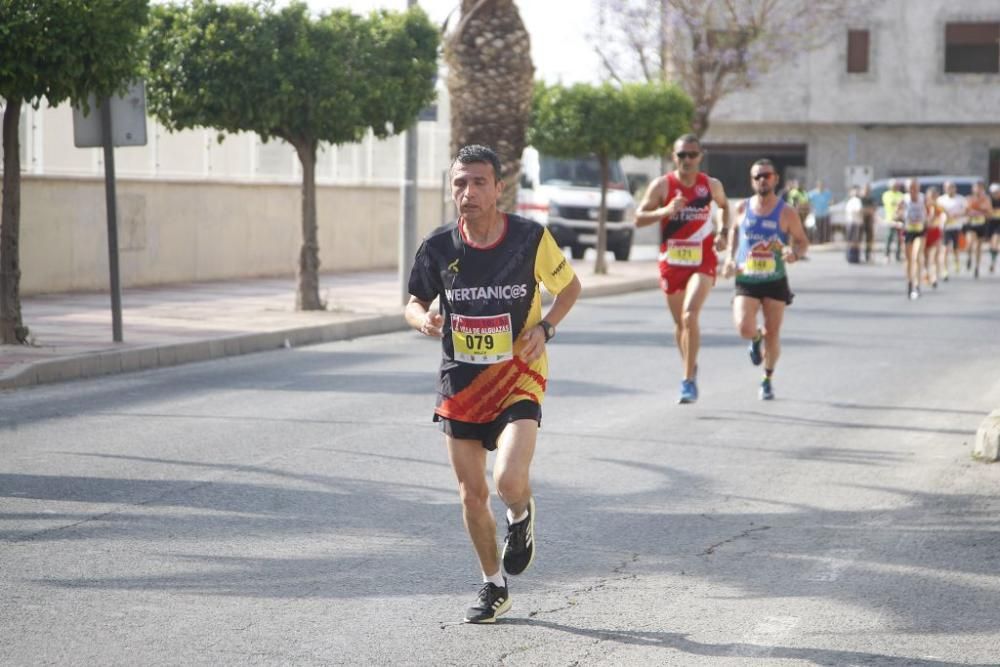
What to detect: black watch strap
<box><xmin>540</xmin><ymin>319</ymin><xmax>555</xmax><ymax>342</ymax></box>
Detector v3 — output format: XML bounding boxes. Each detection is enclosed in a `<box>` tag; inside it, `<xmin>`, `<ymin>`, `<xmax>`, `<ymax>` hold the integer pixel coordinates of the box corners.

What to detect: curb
<box><xmin>0</xmin><ymin>313</ymin><xmax>408</xmax><ymax>391</ymax></box>
<box><xmin>2</xmin><ymin>277</ymin><xmax>659</xmax><ymax>391</ymax></box>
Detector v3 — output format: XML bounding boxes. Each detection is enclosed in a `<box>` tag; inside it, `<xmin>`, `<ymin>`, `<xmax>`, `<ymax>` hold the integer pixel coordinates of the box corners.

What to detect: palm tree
<box><xmin>445</xmin><ymin>0</ymin><xmax>534</xmax><ymax>212</ymax></box>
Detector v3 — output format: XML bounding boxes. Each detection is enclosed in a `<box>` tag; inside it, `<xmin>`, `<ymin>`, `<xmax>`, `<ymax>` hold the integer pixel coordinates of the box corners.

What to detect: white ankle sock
<box><xmin>483</xmin><ymin>570</ymin><xmax>505</xmax><ymax>588</ymax></box>
<box><xmin>507</xmin><ymin>507</ymin><xmax>528</xmax><ymax>524</ymax></box>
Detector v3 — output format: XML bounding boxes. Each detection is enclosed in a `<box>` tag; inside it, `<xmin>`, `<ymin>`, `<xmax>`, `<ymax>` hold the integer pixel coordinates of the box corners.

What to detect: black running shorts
<box><xmin>970</xmin><ymin>224</ymin><xmax>990</xmax><ymax>239</ymax></box>
<box><xmin>434</xmin><ymin>400</ymin><xmax>541</xmax><ymax>451</ymax></box>
<box><xmin>904</xmin><ymin>230</ymin><xmax>926</xmax><ymax>244</ymax></box>
<box><xmin>735</xmin><ymin>276</ymin><xmax>794</xmax><ymax>305</ymax></box>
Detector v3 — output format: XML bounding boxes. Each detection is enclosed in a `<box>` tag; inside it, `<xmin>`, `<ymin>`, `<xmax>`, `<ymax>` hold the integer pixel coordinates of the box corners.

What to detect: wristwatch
<box><xmin>539</xmin><ymin>319</ymin><xmax>555</xmax><ymax>342</ymax></box>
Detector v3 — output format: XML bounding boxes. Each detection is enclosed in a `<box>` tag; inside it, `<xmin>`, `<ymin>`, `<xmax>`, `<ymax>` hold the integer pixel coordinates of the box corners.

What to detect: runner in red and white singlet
<box><xmin>636</xmin><ymin>134</ymin><xmax>730</xmax><ymax>404</ymax></box>
<box><xmin>657</xmin><ymin>170</ymin><xmax>718</xmax><ymax>291</ymax></box>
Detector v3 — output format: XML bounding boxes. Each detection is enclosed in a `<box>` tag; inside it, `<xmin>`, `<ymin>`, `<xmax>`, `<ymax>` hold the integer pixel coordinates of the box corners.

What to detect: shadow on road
<box><xmin>500</xmin><ymin>618</ymin><xmax>994</xmax><ymax>667</ymax></box>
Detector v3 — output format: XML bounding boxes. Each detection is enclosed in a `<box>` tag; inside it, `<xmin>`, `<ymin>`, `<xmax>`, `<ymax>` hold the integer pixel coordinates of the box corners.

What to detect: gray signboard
<box><xmin>73</xmin><ymin>80</ymin><xmax>148</xmax><ymax>148</ymax></box>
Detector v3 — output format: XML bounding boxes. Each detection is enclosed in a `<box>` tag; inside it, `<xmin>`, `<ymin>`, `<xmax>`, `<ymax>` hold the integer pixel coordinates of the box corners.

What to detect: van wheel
<box><xmin>613</xmin><ymin>243</ymin><xmax>631</xmax><ymax>261</ymax></box>
<box><xmin>570</xmin><ymin>244</ymin><xmax>586</xmax><ymax>259</ymax></box>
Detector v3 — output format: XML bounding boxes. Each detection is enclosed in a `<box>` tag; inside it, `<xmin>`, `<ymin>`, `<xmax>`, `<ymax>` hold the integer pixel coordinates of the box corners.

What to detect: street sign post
<box><xmin>72</xmin><ymin>81</ymin><xmax>147</xmax><ymax>343</ymax></box>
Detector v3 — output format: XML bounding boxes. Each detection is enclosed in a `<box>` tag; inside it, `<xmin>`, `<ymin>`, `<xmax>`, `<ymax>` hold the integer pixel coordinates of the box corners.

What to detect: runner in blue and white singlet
<box><xmin>723</xmin><ymin>159</ymin><xmax>809</xmax><ymax>401</ymax></box>
<box><xmin>734</xmin><ymin>198</ymin><xmax>790</xmax><ymax>288</ymax></box>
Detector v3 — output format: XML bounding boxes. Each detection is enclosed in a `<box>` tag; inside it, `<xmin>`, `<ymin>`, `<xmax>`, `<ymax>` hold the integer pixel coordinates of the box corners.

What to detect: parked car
<box><xmin>829</xmin><ymin>175</ymin><xmax>981</xmax><ymax>232</ymax></box>
<box><xmin>516</xmin><ymin>146</ymin><xmax>636</xmax><ymax>260</ymax></box>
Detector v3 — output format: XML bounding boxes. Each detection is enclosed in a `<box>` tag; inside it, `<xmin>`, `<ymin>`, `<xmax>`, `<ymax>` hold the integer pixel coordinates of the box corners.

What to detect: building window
<box><xmin>847</xmin><ymin>29</ymin><xmax>870</xmax><ymax>73</ymax></box>
<box><xmin>945</xmin><ymin>22</ymin><xmax>1000</xmax><ymax>73</ymax></box>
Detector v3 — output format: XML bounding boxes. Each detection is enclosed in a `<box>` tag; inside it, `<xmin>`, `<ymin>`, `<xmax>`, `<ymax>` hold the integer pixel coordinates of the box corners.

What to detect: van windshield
<box><xmin>539</xmin><ymin>156</ymin><xmax>626</xmax><ymax>189</ymax></box>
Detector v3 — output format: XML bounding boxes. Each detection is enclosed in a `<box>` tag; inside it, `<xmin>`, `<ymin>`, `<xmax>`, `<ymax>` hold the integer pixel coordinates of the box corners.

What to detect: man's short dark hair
<box><xmin>452</xmin><ymin>144</ymin><xmax>502</xmax><ymax>182</ymax></box>
<box><xmin>752</xmin><ymin>158</ymin><xmax>775</xmax><ymax>170</ymax></box>
<box><xmin>674</xmin><ymin>133</ymin><xmax>702</xmax><ymax>150</ymax></box>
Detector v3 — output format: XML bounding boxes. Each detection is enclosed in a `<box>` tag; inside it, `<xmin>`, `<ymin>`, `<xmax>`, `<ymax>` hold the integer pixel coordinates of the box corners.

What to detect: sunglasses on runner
<box><xmin>752</xmin><ymin>172</ymin><xmax>775</xmax><ymax>181</ymax></box>
<box><xmin>675</xmin><ymin>151</ymin><xmax>700</xmax><ymax>160</ymax></box>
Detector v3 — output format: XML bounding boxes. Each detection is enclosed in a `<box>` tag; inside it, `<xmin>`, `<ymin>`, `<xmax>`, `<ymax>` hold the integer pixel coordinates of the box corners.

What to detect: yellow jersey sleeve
<box><xmin>534</xmin><ymin>228</ymin><xmax>576</xmax><ymax>295</ymax></box>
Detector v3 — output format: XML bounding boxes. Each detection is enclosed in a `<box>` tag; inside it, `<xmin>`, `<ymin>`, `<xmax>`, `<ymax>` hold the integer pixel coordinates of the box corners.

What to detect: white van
<box><xmin>516</xmin><ymin>146</ymin><xmax>636</xmax><ymax>260</ymax></box>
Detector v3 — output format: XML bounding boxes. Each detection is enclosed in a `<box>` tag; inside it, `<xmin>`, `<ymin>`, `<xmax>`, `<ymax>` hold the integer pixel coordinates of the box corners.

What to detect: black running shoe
<box><xmin>464</xmin><ymin>580</ymin><xmax>511</xmax><ymax>624</ymax></box>
<box><xmin>502</xmin><ymin>497</ymin><xmax>535</xmax><ymax>575</ymax></box>
<box><xmin>759</xmin><ymin>377</ymin><xmax>775</xmax><ymax>400</ymax></box>
<box><xmin>748</xmin><ymin>332</ymin><xmax>763</xmax><ymax>366</ymax></box>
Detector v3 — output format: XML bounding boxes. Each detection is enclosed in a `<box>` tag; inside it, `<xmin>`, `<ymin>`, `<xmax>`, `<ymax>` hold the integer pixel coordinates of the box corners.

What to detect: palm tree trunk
<box><xmin>1</xmin><ymin>100</ymin><xmax>28</xmax><ymax>344</ymax></box>
<box><xmin>294</xmin><ymin>139</ymin><xmax>324</xmax><ymax>311</ymax></box>
<box><xmin>446</xmin><ymin>0</ymin><xmax>534</xmax><ymax>213</ymax></box>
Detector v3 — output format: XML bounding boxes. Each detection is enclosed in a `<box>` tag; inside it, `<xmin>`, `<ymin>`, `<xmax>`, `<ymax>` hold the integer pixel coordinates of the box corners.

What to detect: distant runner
<box><xmin>965</xmin><ymin>181</ymin><xmax>991</xmax><ymax>279</ymax></box>
<box><xmin>989</xmin><ymin>183</ymin><xmax>1000</xmax><ymax>274</ymax></box>
<box><xmin>923</xmin><ymin>186</ymin><xmax>944</xmax><ymax>289</ymax></box>
<box><xmin>937</xmin><ymin>181</ymin><xmax>967</xmax><ymax>280</ymax></box>
<box><xmin>897</xmin><ymin>178</ymin><xmax>927</xmax><ymax>300</ymax></box>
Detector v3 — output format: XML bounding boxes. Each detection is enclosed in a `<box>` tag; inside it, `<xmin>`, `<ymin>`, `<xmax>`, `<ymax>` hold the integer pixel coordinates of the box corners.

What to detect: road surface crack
<box><xmin>700</xmin><ymin>525</ymin><xmax>771</xmax><ymax>556</ymax></box>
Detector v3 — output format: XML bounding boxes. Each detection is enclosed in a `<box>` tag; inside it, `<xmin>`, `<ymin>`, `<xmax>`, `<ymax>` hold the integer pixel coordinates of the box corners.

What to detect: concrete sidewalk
<box><xmin>0</xmin><ymin>256</ymin><xmax>660</xmax><ymax>390</ymax></box>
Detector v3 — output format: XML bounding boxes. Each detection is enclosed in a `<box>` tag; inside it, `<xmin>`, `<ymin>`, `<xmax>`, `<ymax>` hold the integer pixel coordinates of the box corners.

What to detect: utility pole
<box><xmin>400</xmin><ymin>0</ymin><xmax>419</xmax><ymax>305</ymax></box>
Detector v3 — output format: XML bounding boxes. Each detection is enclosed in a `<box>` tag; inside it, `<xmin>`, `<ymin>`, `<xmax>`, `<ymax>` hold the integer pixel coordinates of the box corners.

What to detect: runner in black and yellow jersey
<box><xmin>723</xmin><ymin>159</ymin><xmax>809</xmax><ymax>400</ymax></box>
<box><xmin>406</xmin><ymin>145</ymin><xmax>581</xmax><ymax>624</ymax></box>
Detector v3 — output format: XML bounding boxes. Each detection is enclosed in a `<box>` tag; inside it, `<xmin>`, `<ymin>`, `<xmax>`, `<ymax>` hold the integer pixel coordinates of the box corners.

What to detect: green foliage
<box><xmin>0</xmin><ymin>0</ymin><xmax>149</xmax><ymax>108</ymax></box>
<box><xmin>528</xmin><ymin>81</ymin><xmax>693</xmax><ymax>160</ymax></box>
<box><xmin>144</xmin><ymin>1</ymin><xmax>439</xmax><ymax>148</ymax></box>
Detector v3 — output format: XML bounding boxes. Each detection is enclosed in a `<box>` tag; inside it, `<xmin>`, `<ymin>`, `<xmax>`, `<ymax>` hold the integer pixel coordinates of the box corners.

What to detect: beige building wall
<box><xmin>1</xmin><ymin>89</ymin><xmax>456</xmax><ymax>294</ymax></box>
<box><xmin>13</xmin><ymin>176</ymin><xmax>447</xmax><ymax>295</ymax></box>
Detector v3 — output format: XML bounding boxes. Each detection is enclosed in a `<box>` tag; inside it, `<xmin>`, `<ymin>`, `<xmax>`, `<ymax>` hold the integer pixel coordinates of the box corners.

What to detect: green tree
<box><xmin>145</xmin><ymin>1</ymin><xmax>438</xmax><ymax>310</ymax></box>
<box><xmin>529</xmin><ymin>81</ymin><xmax>692</xmax><ymax>274</ymax></box>
<box><xmin>0</xmin><ymin>0</ymin><xmax>148</xmax><ymax>344</ymax></box>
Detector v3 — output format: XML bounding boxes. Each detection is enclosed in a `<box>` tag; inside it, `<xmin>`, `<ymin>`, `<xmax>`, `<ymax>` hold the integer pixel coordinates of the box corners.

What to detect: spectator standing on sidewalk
<box><xmin>859</xmin><ymin>183</ymin><xmax>877</xmax><ymax>263</ymax></box>
<box><xmin>405</xmin><ymin>144</ymin><xmax>582</xmax><ymax>624</ymax></box>
<box><xmin>808</xmin><ymin>181</ymin><xmax>833</xmax><ymax>243</ymax></box>
<box><xmin>845</xmin><ymin>187</ymin><xmax>864</xmax><ymax>263</ymax></box>
<box><xmin>784</xmin><ymin>180</ymin><xmax>811</xmax><ymax>231</ymax></box>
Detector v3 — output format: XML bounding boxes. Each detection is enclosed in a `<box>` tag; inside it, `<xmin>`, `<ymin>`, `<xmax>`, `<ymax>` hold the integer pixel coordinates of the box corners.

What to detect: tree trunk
<box><xmin>446</xmin><ymin>0</ymin><xmax>534</xmax><ymax>213</ymax></box>
<box><xmin>1</xmin><ymin>100</ymin><xmax>28</xmax><ymax>344</ymax></box>
<box><xmin>692</xmin><ymin>106</ymin><xmax>711</xmax><ymax>138</ymax></box>
<box><xmin>594</xmin><ymin>155</ymin><xmax>609</xmax><ymax>275</ymax></box>
<box><xmin>293</xmin><ymin>139</ymin><xmax>324</xmax><ymax>311</ymax></box>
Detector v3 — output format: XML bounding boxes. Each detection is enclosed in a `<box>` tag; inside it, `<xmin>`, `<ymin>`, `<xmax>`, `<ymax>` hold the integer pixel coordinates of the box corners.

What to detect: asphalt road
<box><xmin>2</xmin><ymin>251</ymin><xmax>1000</xmax><ymax>666</ymax></box>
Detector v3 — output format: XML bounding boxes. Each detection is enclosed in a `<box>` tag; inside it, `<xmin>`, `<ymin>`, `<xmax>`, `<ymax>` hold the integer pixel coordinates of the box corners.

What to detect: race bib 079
<box><xmin>666</xmin><ymin>239</ymin><xmax>702</xmax><ymax>267</ymax></box>
<box><xmin>451</xmin><ymin>313</ymin><xmax>513</xmax><ymax>364</ymax></box>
